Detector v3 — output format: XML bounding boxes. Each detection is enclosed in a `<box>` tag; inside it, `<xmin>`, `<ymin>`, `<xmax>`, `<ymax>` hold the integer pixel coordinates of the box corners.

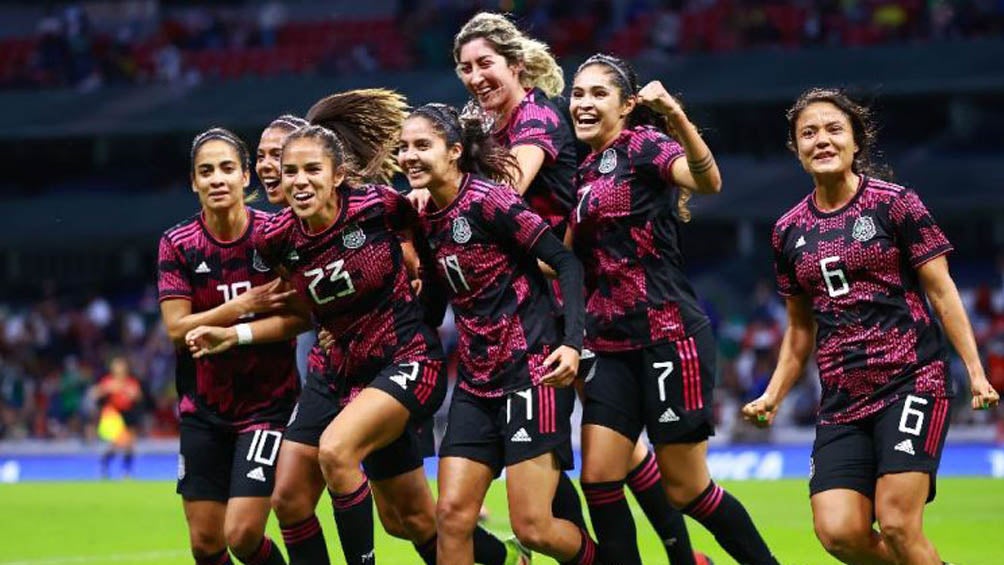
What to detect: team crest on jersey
<box><xmin>252</xmin><ymin>250</ymin><xmax>270</xmax><ymax>272</ymax></box>
<box><xmin>452</xmin><ymin>216</ymin><xmax>472</xmax><ymax>244</ymax></box>
<box><xmin>342</xmin><ymin>223</ymin><xmax>366</xmax><ymax>249</ymax></box>
<box><xmin>598</xmin><ymin>148</ymin><xmax>618</xmax><ymax>174</ymax></box>
<box><xmin>852</xmin><ymin>215</ymin><xmax>877</xmax><ymax>242</ymax></box>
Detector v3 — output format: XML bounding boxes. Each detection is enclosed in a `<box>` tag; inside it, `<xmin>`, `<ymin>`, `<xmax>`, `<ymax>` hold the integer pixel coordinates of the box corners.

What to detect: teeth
<box><xmin>294</xmin><ymin>193</ymin><xmax>312</xmax><ymax>202</ymax></box>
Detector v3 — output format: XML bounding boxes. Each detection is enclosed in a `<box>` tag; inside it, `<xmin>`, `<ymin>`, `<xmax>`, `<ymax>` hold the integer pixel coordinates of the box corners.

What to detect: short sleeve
<box><xmin>378</xmin><ymin>185</ymin><xmax>418</xmax><ymax>233</ymax></box>
<box><xmin>480</xmin><ymin>186</ymin><xmax>550</xmax><ymax>251</ymax></box>
<box><xmin>505</xmin><ymin>98</ymin><xmax>562</xmax><ymax>161</ymax></box>
<box><xmin>157</xmin><ymin>235</ymin><xmax>191</xmax><ymax>301</ymax></box>
<box><xmin>629</xmin><ymin>127</ymin><xmax>686</xmax><ymax>185</ymax></box>
<box><xmin>888</xmin><ymin>189</ymin><xmax>953</xmax><ymax>268</ymax></box>
<box><xmin>254</xmin><ymin>209</ymin><xmax>294</xmax><ymax>269</ymax></box>
<box><xmin>771</xmin><ymin>225</ymin><xmax>802</xmax><ymax>297</ymax></box>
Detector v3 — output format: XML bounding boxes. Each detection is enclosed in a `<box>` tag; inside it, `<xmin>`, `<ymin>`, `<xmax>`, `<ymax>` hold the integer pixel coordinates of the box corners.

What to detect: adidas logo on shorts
<box><xmin>511</xmin><ymin>428</ymin><xmax>532</xmax><ymax>443</ymax></box>
<box><xmin>246</xmin><ymin>466</ymin><xmax>267</xmax><ymax>482</ymax></box>
<box><xmin>195</xmin><ymin>261</ymin><xmax>210</xmax><ymax>274</ymax></box>
<box><xmin>659</xmin><ymin>407</ymin><xmax>680</xmax><ymax>423</ymax></box>
<box><xmin>894</xmin><ymin>439</ymin><xmax>915</xmax><ymax>456</ymax></box>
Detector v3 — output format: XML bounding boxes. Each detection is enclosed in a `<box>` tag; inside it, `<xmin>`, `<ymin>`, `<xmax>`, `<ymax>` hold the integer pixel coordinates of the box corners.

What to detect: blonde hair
<box><xmin>299</xmin><ymin>88</ymin><xmax>409</xmax><ymax>184</ymax></box>
<box><xmin>453</xmin><ymin>12</ymin><xmax>564</xmax><ymax>99</ymax></box>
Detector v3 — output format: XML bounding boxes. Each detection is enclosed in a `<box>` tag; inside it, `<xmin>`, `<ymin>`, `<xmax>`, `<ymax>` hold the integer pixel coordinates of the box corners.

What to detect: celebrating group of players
<box><xmin>156</xmin><ymin>11</ymin><xmax>1000</xmax><ymax>565</ymax></box>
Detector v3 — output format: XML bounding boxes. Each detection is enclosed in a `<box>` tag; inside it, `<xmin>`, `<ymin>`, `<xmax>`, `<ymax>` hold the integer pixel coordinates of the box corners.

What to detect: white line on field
<box><xmin>0</xmin><ymin>550</ymin><xmax>189</xmax><ymax>565</ymax></box>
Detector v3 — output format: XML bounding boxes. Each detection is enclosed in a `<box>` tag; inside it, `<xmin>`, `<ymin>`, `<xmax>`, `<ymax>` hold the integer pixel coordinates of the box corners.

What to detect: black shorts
<box><xmin>582</xmin><ymin>325</ymin><xmax>715</xmax><ymax>445</ymax></box>
<box><xmin>810</xmin><ymin>394</ymin><xmax>952</xmax><ymax>502</ymax></box>
<box><xmin>439</xmin><ymin>382</ymin><xmax>575</xmax><ymax>477</ymax></box>
<box><xmin>284</xmin><ymin>357</ymin><xmax>446</xmax><ymax>481</ymax></box>
<box><xmin>177</xmin><ymin>417</ymin><xmax>283</xmax><ymax>501</ymax></box>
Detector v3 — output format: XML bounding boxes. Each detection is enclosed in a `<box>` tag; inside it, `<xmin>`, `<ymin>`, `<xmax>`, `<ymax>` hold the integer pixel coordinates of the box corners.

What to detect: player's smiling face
<box><xmin>570</xmin><ymin>64</ymin><xmax>635</xmax><ymax>152</ymax></box>
<box><xmin>456</xmin><ymin>38</ymin><xmax>523</xmax><ymax>114</ymax></box>
<box><xmin>191</xmin><ymin>140</ymin><xmax>249</xmax><ymax>213</ymax></box>
<box><xmin>281</xmin><ymin>137</ymin><xmax>346</xmax><ymax>230</ymax></box>
<box><xmin>795</xmin><ymin>101</ymin><xmax>859</xmax><ymax>178</ymax></box>
<box><xmin>256</xmin><ymin>126</ymin><xmax>290</xmax><ymax>205</ymax></box>
<box><xmin>397</xmin><ymin>116</ymin><xmax>461</xmax><ymax>191</ymax></box>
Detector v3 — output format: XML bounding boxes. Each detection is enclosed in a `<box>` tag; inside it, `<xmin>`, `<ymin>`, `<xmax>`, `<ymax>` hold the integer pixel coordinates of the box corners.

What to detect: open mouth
<box><xmin>575</xmin><ymin>114</ymin><xmax>599</xmax><ymax>127</ymax></box>
<box><xmin>292</xmin><ymin>191</ymin><xmax>314</xmax><ymax>205</ymax></box>
<box><xmin>813</xmin><ymin>151</ymin><xmax>836</xmax><ymax>161</ymax></box>
<box><xmin>262</xmin><ymin>178</ymin><xmax>280</xmax><ymax>195</ymax></box>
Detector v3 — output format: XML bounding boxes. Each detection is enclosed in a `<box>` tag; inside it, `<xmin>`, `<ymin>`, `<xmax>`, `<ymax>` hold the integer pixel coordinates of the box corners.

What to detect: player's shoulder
<box><xmin>774</xmin><ymin>193</ymin><xmax>813</xmax><ymax>233</ymax></box>
<box><xmin>162</xmin><ymin>212</ymin><xmax>202</xmax><ymax>247</ymax></box>
<box><xmin>514</xmin><ymin>88</ymin><xmax>562</xmax><ymax>124</ymax></box>
<box><xmin>862</xmin><ymin>176</ymin><xmax>909</xmax><ymax>202</ymax></box>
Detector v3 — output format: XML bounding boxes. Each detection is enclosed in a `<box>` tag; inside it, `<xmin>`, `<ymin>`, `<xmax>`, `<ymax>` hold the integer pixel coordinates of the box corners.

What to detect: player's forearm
<box><xmin>927</xmin><ymin>278</ymin><xmax>985</xmax><ymax>381</ymax></box>
<box><xmin>164</xmin><ymin>301</ymin><xmax>246</xmax><ymax>345</ymax></box>
<box><xmin>243</xmin><ymin>313</ymin><xmax>313</xmax><ymax>344</ymax></box>
<box><xmin>766</xmin><ymin>326</ymin><xmax>814</xmax><ymax>403</ymax></box>
<box><xmin>672</xmin><ymin>118</ymin><xmax>721</xmax><ymax>194</ymax></box>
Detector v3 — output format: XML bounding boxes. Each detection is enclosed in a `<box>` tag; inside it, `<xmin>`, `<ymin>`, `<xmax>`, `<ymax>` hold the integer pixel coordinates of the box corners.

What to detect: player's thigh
<box><xmin>581</xmin><ymin>424</ymin><xmax>635</xmax><ymax>482</ymax></box>
<box><xmin>182</xmin><ymin>499</ymin><xmax>227</xmax><ymax>550</ymax></box>
<box><xmin>581</xmin><ymin>350</ymin><xmax>642</xmax><ymax>482</ymax></box>
<box><xmin>436</xmin><ymin>456</ymin><xmax>495</xmax><ymax>533</ymax></box>
<box><xmin>319</xmin><ymin>387</ymin><xmax>411</xmax><ymax>462</ymax></box>
<box><xmin>810</xmin><ymin>488</ymin><xmax>876</xmax><ymax>545</ymax></box>
<box><xmin>271</xmin><ymin>440</ymin><xmax>326</xmax><ymax>520</ymax></box>
<box><xmin>874</xmin><ymin>472</ymin><xmax>929</xmax><ymax>537</ymax></box>
<box><xmin>438</xmin><ymin>385</ymin><xmax>505</xmax><ymax>477</ymax></box>
<box><xmin>505</xmin><ymin>451</ymin><xmax>562</xmax><ymax>526</ymax></box>
<box><xmin>224</xmin><ymin>496</ymin><xmax>272</xmax><ymax>542</ymax></box>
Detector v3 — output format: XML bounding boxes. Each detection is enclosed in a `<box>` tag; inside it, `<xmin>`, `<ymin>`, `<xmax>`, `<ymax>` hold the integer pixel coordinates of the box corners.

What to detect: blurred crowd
<box><xmin>3</xmin><ymin>264</ymin><xmax>1003</xmax><ymax>442</ymax></box>
<box><xmin>2</xmin><ymin>0</ymin><xmax>1003</xmax><ymax>91</ymax></box>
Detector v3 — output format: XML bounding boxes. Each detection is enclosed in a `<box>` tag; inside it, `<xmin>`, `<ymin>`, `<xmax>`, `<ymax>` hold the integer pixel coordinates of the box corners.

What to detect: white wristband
<box><xmin>235</xmin><ymin>323</ymin><xmax>254</xmax><ymax>345</ymax></box>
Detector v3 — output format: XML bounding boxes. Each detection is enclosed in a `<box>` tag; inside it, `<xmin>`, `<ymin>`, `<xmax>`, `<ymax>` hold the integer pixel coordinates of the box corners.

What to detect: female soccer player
<box><xmin>398</xmin><ymin>102</ymin><xmax>596</xmax><ymax>565</ymax></box>
<box><xmin>186</xmin><ymin>90</ymin><xmax>516</xmax><ymax>565</ymax></box>
<box><xmin>568</xmin><ymin>54</ymin><xmax>778</xmax><ymax>565</ymax></box>
<box><xmin>447</xmin><ymin>15</ymin><xmax>704</xmax><ymax>563</ymax></box>
<box><xmin>257</xmin><ymin>114</ymin><xmax>309</xmax><ymax>206</ymax></box>
<box><xmin>743</xmin><ymin>87</ymin><xmax>1000</xmax><ymax>565</ymax></box>
<box><xmin>159</xmin><ymin>127</ymin><xmax>301</xmax><ymax>565</ymax></box>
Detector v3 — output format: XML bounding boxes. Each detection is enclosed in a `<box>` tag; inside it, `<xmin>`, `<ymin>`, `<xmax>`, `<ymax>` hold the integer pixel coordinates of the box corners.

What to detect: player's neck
<box><xmin>427</xmin><ymin>170</ymin><xmax>464</xmax><ymax>210</ymax></box>
<box><xmin>303</xmin><ymin>197</ymin><xmax>340</xmax><ymax>235</ymax></box>
<box><xmin>496</xmin><ymin>86</ymin><xmax>528</xmax><ymax>130</ymax></box>
<box><xmin>812</xmin><ymin>171</ymin><xmax>861</xmax><ymax>212</ymax></box>
<box><xmin>202</xmin><ymin>205</ymin><xmax>248</xmax><ymax>242</ymax></box>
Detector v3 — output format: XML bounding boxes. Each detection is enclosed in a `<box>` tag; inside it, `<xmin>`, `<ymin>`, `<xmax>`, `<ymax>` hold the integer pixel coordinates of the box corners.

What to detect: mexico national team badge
<box><xmin>852</xmin><ymin>215</ymin><xmax>876</xmax><ymax>242</ymax></box>
<box><xmin>598</xmin><ymin>148</ymin><xmax>617</xmax><ymax>173</ymax></box>
<box><xmin>452</xmin><ymin>216</ymin><xmax>472</xmax><ymax>244</ymax></box>
<box><xmin>342</xmin><ymin>223</ymin><xmax>366</xmax><ymax>249</ymax></box>
<box><xmin>252</xmin><ymin>250</ymin><xmax>270</xmax><ymax>272</ymax></box>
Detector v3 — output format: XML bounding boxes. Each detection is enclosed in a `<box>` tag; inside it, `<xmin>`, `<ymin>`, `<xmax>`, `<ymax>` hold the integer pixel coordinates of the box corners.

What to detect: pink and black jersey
<box><xmin>256</xmin><ymin>184</ymin><xmax>443</xmax><ymax>387</ymax></box>
<box><xmin>157</xmin><ymin>207</ymin><xmax>300</xmax><ymax>431</ymax></box>
<box><xmin>772</xmin><ymin>176</ymin><xmax>954</xmax><ymax>424</ymax></box>
<box><xmin>571</xmin><ymin>125</ymin><xmax>709</xmax><ymax>352</ymax></box>
<box><xmin>420</xmin><ymin>175</ymin><xmax>561</xmax><ymax>398</ymax></box>
<box><xmin>495</xmin><ymin>87</ymin><xmax>577</xmax><ymax>233</ymax></box>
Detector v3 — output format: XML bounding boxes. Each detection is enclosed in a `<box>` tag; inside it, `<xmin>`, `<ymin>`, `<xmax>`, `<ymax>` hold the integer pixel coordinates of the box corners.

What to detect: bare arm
<box><xmin>637</xmin><ymin>81</ymin><xmax>722</xmax><ymax>194</ymax></box>
<box><xmin>184</xmin><ymin>292</ymin><xmax>314</xmax><ymax>358</ymax></box>
<box><xmin>509</xmin><ymin>145</ymin><xmax>545</xmax><ymax>195</ymax></box>
<box><xmin>742</xmin><ymin>294</ymin><xmax>816</xmax><ymax>426</ymax></box>
<box><xmin>159</xmin><ymin>278</ymin><xmax>296</xmax><ymax>345</ymax></box>
<box><xmin>918</xmin><ymin>255</ymin><xmax>1000</xmax><ymax>409</ymax></box>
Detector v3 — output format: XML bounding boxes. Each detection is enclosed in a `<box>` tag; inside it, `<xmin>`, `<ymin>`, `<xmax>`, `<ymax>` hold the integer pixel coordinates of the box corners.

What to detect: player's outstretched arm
<box><xmin>918</xmin><ymin>255</ymin><xmax>1000</xmax><ymax>410</ymax></box>
<box><xmin>159</xmin><ymin>278</ymin><xmax>297</xmax><ymax>345</ymax></box>
<box><xmin>742</xmin><ymin>294</ymin><xmax>815</xmax><ymax>427</ymax></box>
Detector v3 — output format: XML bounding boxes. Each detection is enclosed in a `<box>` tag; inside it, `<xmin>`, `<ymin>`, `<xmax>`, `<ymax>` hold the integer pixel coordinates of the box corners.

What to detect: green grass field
<box><xmin>0</xmin><ymin>478</ymin><xmax>1001</xmax><ymax>564</ymax></box>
